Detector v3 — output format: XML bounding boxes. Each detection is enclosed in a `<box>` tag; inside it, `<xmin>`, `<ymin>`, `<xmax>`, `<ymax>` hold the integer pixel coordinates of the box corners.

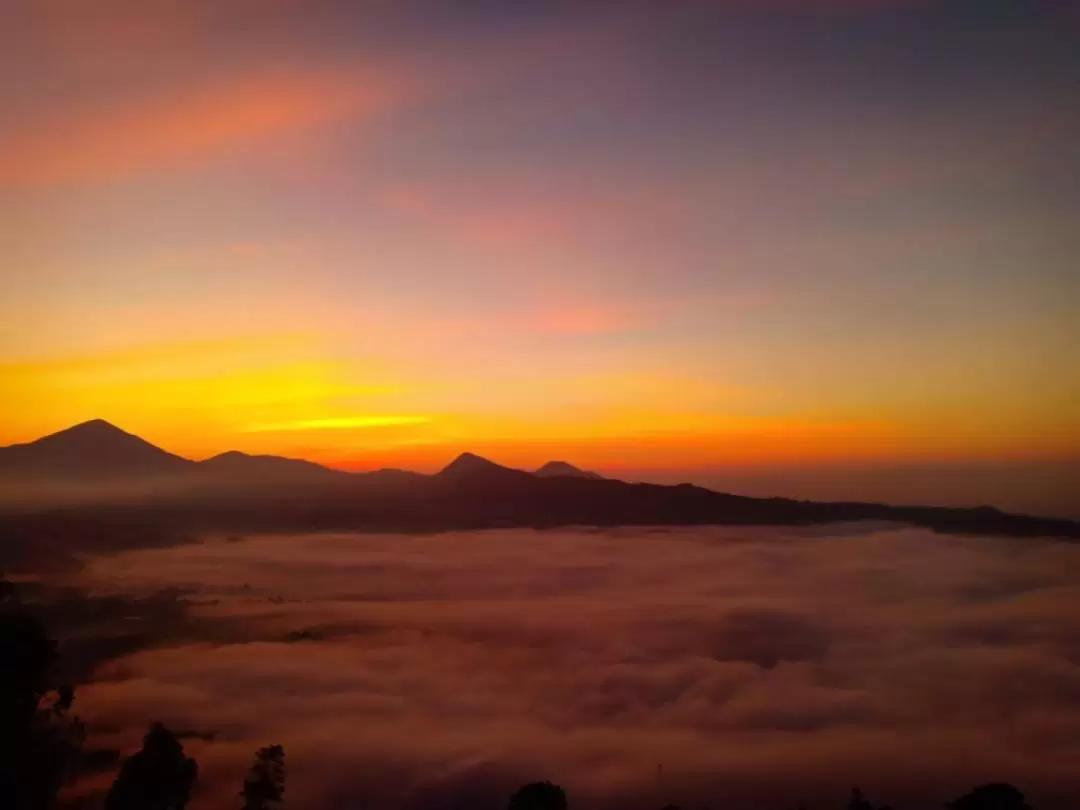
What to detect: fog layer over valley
<box><xmin>57</xmin><ymin>527</ymin><xmax>1080</xmax><ymax>809</ymax></box>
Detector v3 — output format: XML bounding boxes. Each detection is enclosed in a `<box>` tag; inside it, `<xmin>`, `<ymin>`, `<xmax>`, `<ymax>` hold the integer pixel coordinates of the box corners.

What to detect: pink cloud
<box><xmin>528</xmin><ymin>305</ymin><xmax>648</xmax><ymax>336</ymax></box>
<box><xmin>0</xmin><ymin>68</ymin><xmax>407</xmax><ymax>187</ymax></box>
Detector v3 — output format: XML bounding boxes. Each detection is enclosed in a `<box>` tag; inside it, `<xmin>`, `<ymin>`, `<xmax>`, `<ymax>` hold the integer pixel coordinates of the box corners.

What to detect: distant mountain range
<box><xmin>535</xmin><ymin>461</ymin><xmax>603</xmax><ymax>480</ymax></box>
<box><xmin>0</xmin><ymin>419</ymin><xmax>1077</xmax><ymax>541</ymax></box>
<box><xmin>0</xmin><ymin>419</ymin><xmax>192</xmax><ymax>478</ymax></box>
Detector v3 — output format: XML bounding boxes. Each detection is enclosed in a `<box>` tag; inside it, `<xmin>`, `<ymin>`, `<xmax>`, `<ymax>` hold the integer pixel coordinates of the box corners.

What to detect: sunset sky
<box><xmin>2</xmin><ymin>1</ymin><xmax>1078</xmax><ymax>500</ymax></box>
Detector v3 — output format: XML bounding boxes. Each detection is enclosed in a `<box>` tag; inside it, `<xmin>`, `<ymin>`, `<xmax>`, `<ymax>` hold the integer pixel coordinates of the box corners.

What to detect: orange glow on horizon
<box><xmin>2</xmin><ymin>328</ymin><xmax>1078</xmax><ymax>474</ymax></box>
<box><xmin>3</xmin><ymin>337</ymin><xmax>1076</xmax><ymax>475</ymax></box>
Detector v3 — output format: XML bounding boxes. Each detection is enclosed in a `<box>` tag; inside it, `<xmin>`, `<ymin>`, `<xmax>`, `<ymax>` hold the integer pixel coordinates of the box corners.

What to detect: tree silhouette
<box><xmin>848</xmin><ymin>788</ymin><xmax>874</xmax><ymax>810</ymax></box>
<box><xmin>947</xmin><ymin>783</ymin><xmax>1030</xmax><ymax>810</ymax></box>
<box><xmin>104</xmin><ymin>723</ymin><xmax>197</xmax><ymax>810</ymax></box>
<box><xmin>0</xmin><ymin>577</ymin><xmax>84</xmax><ymax>810</ymax></box>
<box><xmin>241</xmin><ymin>744</ymin><xmax>285</xmax><ymax>810</ymax></box>
<box><xmin>508</xmin><ymin>781</ymin><xmax>568</xmax><ymax>810</ymax></box>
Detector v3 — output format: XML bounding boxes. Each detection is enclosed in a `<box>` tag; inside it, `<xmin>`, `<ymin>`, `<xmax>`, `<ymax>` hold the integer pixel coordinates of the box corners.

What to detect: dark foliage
<box><xmin>241</xmin><ymin>744</ymin><xmax>285</xmax><ymax>810</ymax></box>
<box><xmin>0</xmin><ymin>610</ymin><xmax>54</xmax><ymax>732</ymax></box>
<box><xmin>844</xmin><ymin>786</ymin><xmax>897</xmax><ymax>810</ymax></box>
<box><xmin>104</xmin><ymin>723</ymin><xmax>197</xmax><ymax>810</ymax></box>
<box><xmin>0</xmin><ymin>577</ymin><xmax>84</xmax><ymax>810</ymax></box>
<box><xmin>948</xmin><ymin>783</ymin><xmax>1031</xmax><ymax>810</ymax></box>
<box><xmin>508</xmin><ymin>781</ymin><xmax>568</xmax><ymax>810</ymax></box>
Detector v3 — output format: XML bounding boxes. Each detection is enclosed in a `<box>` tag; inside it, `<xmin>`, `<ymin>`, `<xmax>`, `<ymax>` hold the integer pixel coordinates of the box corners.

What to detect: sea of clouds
<box><xmin>66</xmin><ymin>525</ymin><xmax>1080</xmax><ymax>809</ymax></box>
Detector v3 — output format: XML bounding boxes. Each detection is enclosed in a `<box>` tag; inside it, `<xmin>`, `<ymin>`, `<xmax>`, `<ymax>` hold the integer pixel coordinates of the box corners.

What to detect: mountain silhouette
<box><xmin>438</xmin><ymin>452</ymin><xmax>532</xmax><ymax>481</ymax></box>
<box><xmin>199</xmin><ymin>451</ymin><xmax>348</xmax><ymax>483</ymax></box>
<box><xmin>1</xmin><ymin>421</ymin><xmax>1078</xmax><ymax>542</ymax></box>
<box><xmin>0</xmin><ymin>419</ymin><xmax>193</xmax><ymax>479</ymax></box>
<box><xmin>535</xmin><ymin>461</ymin><xmax>602</xmax><ymax>480</ymax></box>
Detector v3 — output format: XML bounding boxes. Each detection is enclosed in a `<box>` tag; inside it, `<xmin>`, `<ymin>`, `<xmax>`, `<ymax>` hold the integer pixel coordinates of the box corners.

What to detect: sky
<box><xmin>2</xmin><ymin>1</ymin><xmax>1078</xmax><ymax>506</ymax></box>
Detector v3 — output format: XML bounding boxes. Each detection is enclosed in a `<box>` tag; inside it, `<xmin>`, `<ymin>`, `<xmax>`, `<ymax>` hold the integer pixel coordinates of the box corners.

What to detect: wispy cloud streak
<box><xmin>242</xmin><ymin>416</ymin><xmax>432</xmax><ymax>433</ymax></box>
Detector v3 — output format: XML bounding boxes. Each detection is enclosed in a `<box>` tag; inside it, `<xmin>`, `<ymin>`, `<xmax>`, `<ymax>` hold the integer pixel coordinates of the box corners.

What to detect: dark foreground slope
<box><xmin>0</xmin><ymin>421</ymin><xmax>1077</xmax><ymax>567</ymax></box>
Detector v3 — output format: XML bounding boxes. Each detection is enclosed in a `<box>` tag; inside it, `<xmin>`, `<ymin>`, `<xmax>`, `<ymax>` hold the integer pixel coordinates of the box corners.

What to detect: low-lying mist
<box><xmin>63</xmin><ymin>526</ymin><xmax>1080</xmax><ymax>809</ymax></box>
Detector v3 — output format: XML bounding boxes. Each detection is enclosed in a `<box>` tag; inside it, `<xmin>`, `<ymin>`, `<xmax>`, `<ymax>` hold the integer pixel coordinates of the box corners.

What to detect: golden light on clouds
<box><xmin>241</xmin><ymin>416</ymin><xmax>432</xmax><ymax>433</ymax></box>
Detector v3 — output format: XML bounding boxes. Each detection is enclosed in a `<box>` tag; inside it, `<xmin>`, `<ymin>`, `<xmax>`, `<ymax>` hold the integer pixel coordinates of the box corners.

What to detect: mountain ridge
<box><xmin>438</xmin><ymin>452</ymin><xmax>533</xmax><ymax>481</ymax></box>
<box><xmin>0</xmin><ymin>419</ymin><xmax>194</xmax><ymax>478</ymax></box>
<box><xmin>200</xmin><ymin>449</ymin><xmax>348</xmax><ymax>478</ymax></box>
<box><xmin>0</xmin><ymin>420</ymin><xmax>1078</xmax><ymax>541</ymax></box>
<box><xmin>535</xmin><ymin>460</ymin><xmax>603</xmax><ymax>480</ymax></box>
